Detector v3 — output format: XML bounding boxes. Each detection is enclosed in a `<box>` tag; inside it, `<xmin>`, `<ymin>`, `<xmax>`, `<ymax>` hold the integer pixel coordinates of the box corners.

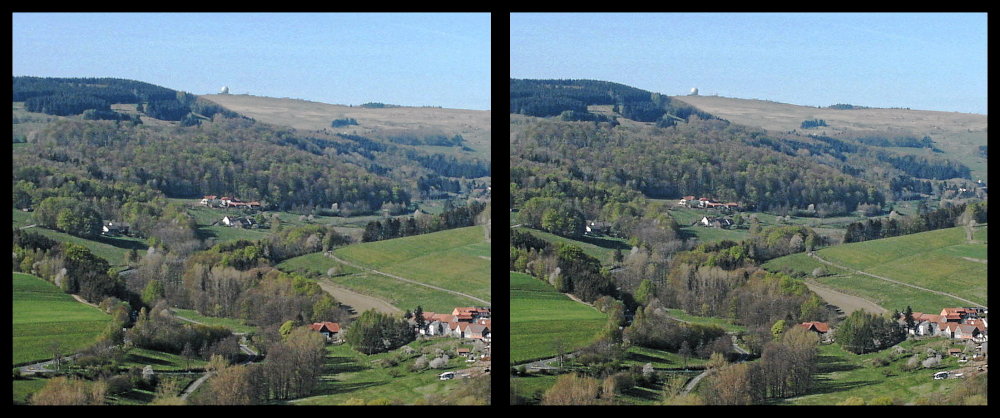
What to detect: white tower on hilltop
<box><xmin>689</xmin><ymin>87</ymin><xmax>699</xmax><ymax>96</ymax></box>
<box><xmin>220</xmin><ymin>86</ymin><xmax>230</xmax><ymax>94</ymax></box>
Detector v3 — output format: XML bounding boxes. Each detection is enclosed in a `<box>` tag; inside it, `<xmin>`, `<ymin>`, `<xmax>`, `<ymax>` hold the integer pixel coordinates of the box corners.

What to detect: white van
<box><xmin>439</xmin><ymin>372</ymin><xmax>455</xmax><ymax>380</ymax></box>
<box><xmin>933</xmin><ymin>371</ymin><xmax>949</xmax><ymax>380</ymax></box>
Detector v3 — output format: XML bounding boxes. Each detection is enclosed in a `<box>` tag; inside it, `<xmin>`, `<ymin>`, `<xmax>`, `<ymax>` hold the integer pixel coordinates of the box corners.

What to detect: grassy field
<box><xmin>778</xmin><ymin>338</ymin><xmax>974</xmax><ymax>405</ymax></box>
<box><xmin>200</xmin><ymin>93</ymin><xmax>492</xmax><ymax>160</ymax></box>
<box><xmin>12</xmin><ymin>272</ymin><xmax>112</xmax><ymax>366</ymax></box>
<box><xmin>15</xmin><ymin>222</ymin><xmax>148</xmax><ymax>267</ymax></box>
<box><xmin>170</xmin><ymin>308</ymin><xmax>258</xmax><ymax>335</ymax></box>
<box><xmin>325</xmin><ymin>272</ymin><xmax>472</xmax><ymax>314</ymax></box>
<box><xmin>672</xmin><ymin>95</ymin><xmax>988</xmax><ymax>181</ymax></box>
<box><xmin>764</xmin><ymin>225</ymin><xmax>988</xmax><ymax>313</ymax></box>
<box><xmin>814</xmin><ymin>226</ymin><xmax>986</xmax><ymax>307</ymax></box>
<box><xmin>510</xmin><ymin>272</ymin><xmax>608</xmax><ymax>365</ymax></box>
<box><xmin>333</xmin><ymin>226</ymin><xmax>491</xmax><ymax>306</ymax></box>
<box><xmin>275</xmin><ymin>252</ymin><xmax>362</xmax><ymax>278</ymax></box>
<box><xmin>512</xmin><ymin>225</ymin><xmax>629</xmax><ymax>265</ymax></box>
<box><xmin>291</xmin><ymin>339</ymin><xmax>479</xmax><ymax>405</ymax></box>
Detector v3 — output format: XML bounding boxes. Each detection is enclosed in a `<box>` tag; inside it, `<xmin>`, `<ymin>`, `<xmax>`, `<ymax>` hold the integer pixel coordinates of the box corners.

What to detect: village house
<box><xmin>677</xmin><ymin>196</ymin><xmax>741</xmax><ymax>211</ymax></box>
<box><xmin>799</xmin><ymin>321</ymin><xmax>831</xmax><ymax>341</ymax></box>
<box><xmin>699</xmin><ymin>216</ymin><xmax>733</xmax><ymax>229</ymax></box>
<box><xmin>585</xmin><ymin>221</ymin><xmax>611</xmax><ymax>236</ymax></box>
<box><xmin>905</xmin><ymin>308</ymin><xmax>987</xmax><ymax>342</ymax></box>
<box><xmin>200</xmin><ymin>195</ymin><xmax>220</xmax><ymax>206</ymax></box>
<box><xmin>308</xmin><ymin>321</ymin><xmax>341</xmax><ymax>342</ymax></box>
<box><xmin>201</xmin><ymin>195</ymin><xmax>263</xmax><ymax>210</ymax></box>
<box><xmin>411</xmin><ymin>307</ymin><xmax>492</xmax><ymax>342</ymax></box>
<box><xmin>101</xmin><ymin>221</ymin><xmax>130</xmax><ymax>236</ymax></box>
<box><xmin>222</xmin><ymin>215</ymin><xmax>255</xmax><ymax>228</ymax></box>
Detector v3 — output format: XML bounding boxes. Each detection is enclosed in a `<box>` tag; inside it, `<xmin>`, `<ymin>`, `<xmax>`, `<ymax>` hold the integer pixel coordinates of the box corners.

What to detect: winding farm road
<box><xmin>806</xmin><ymin>252</ymin><xmax>986</xmax><ymax>308</ymax></box>
<box><xmin>324</xmin><ymin>252</ymin><xmax>490</xmax><ymax>306</ymax></box>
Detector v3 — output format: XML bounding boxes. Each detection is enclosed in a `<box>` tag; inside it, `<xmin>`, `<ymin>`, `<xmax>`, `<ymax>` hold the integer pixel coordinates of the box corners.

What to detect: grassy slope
<box><xmin>764</xmin><ymin>225</ymin><xmax>987</xmax><ymax>312</ymax></box>
<box><xmin>512</xmin><ymin>225</ymin><xmax>629</xmax><ymax>265</ymax></box>
<box><xmin>510</xmin><ymin>272</ymin><xmax>607</xmax><ymax>365</ymax></box>
<box><xmin>332</xmin><ymin>226</ymin><xmax>491</xmax><ymax>307</ymax></box>
<box><xmin>779</xmin><ymin>338</ymin><xmax>971</xmax><ymax>405</ymax></box>
<box><xmin>200</xmin><ymin>93</ymin><xmax>492</xmax><ymax>159</ymax></box>
<box><xmin>12</xmin><ymin>272</ymin><xmax>112</xmax><ymax>365</ymax></box>
<box><xmin>673</xmin><ymin>95</ymin><xmax>987</xmax><ymax>181</ymax></box>
<box><xmin>292</xmin><ymin>339</ymin><xmax>472</xmax><ymax>405</ymax></box>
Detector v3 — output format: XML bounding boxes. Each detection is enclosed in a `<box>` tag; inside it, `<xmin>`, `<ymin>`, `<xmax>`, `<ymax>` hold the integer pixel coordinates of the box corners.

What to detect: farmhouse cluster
<box><xmin>199</xmin><ymin>195</ymin><xmax>266</xmax><ymax>229</ymax></box>
<box><xmin>798</xmin><ymin>306</ymin><xmax>988</xmax><ymax>344</ymax></box>
<box><xmin>677</xmin><ymin>196</ymin><xmax>741</xmax><ymax>210</ymax></box>
<box><xmin>200</xmin><ymin>195</ymin><xmax>263</xmax><ymax>209</ymax></box>
<box><xmin>906</xmin><ymin>307</ymin><xmax>988</xmax><ymax>342</ymax></box>
<box><xmin>411</xmin><ymin>307</ymin><xmax>492</xmax><ymax>342</ymax></box>
<box><xmin>306</xmin><ymin>306</ymin><xmax>492</xmax><ymax>344</ymax></box>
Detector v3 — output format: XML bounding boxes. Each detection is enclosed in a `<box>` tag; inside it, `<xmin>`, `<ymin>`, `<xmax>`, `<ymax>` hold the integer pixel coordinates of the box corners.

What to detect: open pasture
<box><xmin>510</xmin><ymin>272</ymin><xmax>607</xmax><ymax>365</ymax></box>
<box><xmin>13</xmin><ymin>273</ymin><xmax>112</xmax><ymax>365</ymax></box>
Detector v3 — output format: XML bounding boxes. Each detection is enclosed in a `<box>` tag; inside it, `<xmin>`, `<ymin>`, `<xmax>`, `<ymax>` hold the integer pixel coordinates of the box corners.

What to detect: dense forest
<box><xmin>511</xmin><ymin>118</ymin><xmax>885</xmax><ymax>217</ymax></box>
<box><xmin>510</xmin><ymin>79</ymin><xmax>972</xmax><ymax>220</ymax></box>
<box><xmin>15</xmin><ymin>99</ymin><xmax>487</xmax><ymax>216</ymax></box>
<box><xmin>15</xmin><ymin>76</ymin><xmax>241</xmax><ymax>123</ymax></box>
<box><xmin>510</xmin><ymin>78</ymin><xmax>713</xmax><ymax>125</ymax></box>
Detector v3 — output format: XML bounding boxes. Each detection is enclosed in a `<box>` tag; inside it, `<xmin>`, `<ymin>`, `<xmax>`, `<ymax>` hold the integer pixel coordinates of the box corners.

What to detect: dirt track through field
<box><xmin>315</xmin><ymin>278</ymin><xmax>402</xmax><ymax>317</ymax></box>
<box><xmin>325</xmin><ymin>252</ymin><xmax>490</xmax><ymax>306</ymax></box>
<box><xmin>807</xmin><ymin>252</ymin><xmax>986</xmax><ymax>308</ymax></box>
<box><xmin>802</xmin><ymin>279</ymin><xmax>886</xmax><ymax>315</ymax></box>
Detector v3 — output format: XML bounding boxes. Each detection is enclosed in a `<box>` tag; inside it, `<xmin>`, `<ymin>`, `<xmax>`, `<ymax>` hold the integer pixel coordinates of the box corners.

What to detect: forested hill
<box><xmin>510</xmin><ymin>78</ymin><xmax>981</xmax><ymax>240</ymax></box>
<box><xmin>13</xmin><ymin>76</ymin><xmax>240</xmax><ymax>124</ymax></box>
<box><xmin>510</xmin><ymin>78</ymin><xmax>713</xmax><ymax>125</ymax></box>
<box><xmin>13</xmin><ymin>76</ymin><xmax>489</xmax><ymax>215</ymax></box>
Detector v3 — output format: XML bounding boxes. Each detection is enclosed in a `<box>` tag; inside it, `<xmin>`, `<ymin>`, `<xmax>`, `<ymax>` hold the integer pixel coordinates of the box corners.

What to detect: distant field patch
<box><xmin>510</xmin><ymin>272</ymin><xmax>607</xmax><ymax>364</ymax></box>
<box><xmin>13</xmin><ymin>273</ymin><xmax>111</xmax><ymax>365</ymax></box>
<box><xmin>818</xmin><ymin>227</ymin><xmax>987</xmax><ymax>306</ymax></box>
<box><xmin>333</xmin><ymin>226</ymin><xmax>491</xmax><ymax>305</ymax></box>
<box><xmin>512</xmin><ymin>226</ymin><xmax>628</xmax><ymax>265</ymax></box>
<box><xmin>18</xmin><ymin>225</ymin><xmax>147</xmax><ymax>266</ymax></box>
<box><xmin>276</xmin><ymin>252</ymin><xmax>361</xmax><ymax>277</ymax></box>
<box><xmin>327</xmin><ymin>272</ymin><xmax>471</xmax><ymax>314</ymax></box>
<box><xmin>766</xmin><ymin>226</ymin><xmax>987</xmax><ymax>312</ymax></box>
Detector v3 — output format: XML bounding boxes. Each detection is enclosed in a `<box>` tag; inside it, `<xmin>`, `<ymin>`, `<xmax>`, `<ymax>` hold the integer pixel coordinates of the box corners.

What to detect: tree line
<box><xmin>843</xmin><ymin>200</ymin><xmax>986</xmax><ymax>243</ymax></box>
<box><xmin>361</xmin><ymin>200</ymin><xmax>486</xmax><ymax>242</ymax></box>
<box><xmin>511</xmin><ymin>117</ymin><xmax>886</xmax><ymax>217</ymax></box>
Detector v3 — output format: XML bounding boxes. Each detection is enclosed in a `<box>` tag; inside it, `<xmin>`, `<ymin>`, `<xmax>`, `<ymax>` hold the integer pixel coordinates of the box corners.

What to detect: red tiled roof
<box><xmin>309</xmin><ymin>322</ymin><xmax>340</xmax><ymax>333</ymax></box>
<box><xmin>800</xmin><ymin>321</ymin><xmax>830</xmax><ymax>333</ymax></box>
<box><xmin>939</xmin><ymin>322</ymin><xmax>960</xmax><ymax>332</ymax></box>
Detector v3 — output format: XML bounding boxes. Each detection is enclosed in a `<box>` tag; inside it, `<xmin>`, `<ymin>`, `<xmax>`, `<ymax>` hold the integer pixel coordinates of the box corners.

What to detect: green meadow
<box><xmin>15</xmin><ymin>222</ymin><xmax>148</xmax><ymax>267</ymax></box>
<box><xmin>12</xmin><ymin>272</ymin><xmax>112</xmax><ymax>365</ymax></box>
<box><xmin>764</xmin><ymin>225</ymin><xmax>988</xmax><ymax>312</ymax></box>
<box><xmin>510</xmin><ymin>272</ymin><xmax>608</xmax><ymax>365</ymax></box>
<box><xmin>291</xmin><ymin>339</ymin><xmax>475</xmax><ymax>405</ymax></box>
<box><xmin>275</xmin><ymin>252</ymin><xmax>362</xmax><ymax>277</ymax></box>
<box><xmin>326</xmin><ymin>272</ymin><xmax>477</xmax><ymax>314</ymax></box>
<box><xmin>779</xmin><ymin>338</ymin><xmax>972</xmax><ymax>405</ymax></box>
<box><xmin>333</xmin><ymin>226</ymin><xmax>491</xmax><ymax>306</ymax></box>
<box><xmin>512</xmin><ymin>225</ymin><xmax>629</xmax><ymax>265</ymax></box>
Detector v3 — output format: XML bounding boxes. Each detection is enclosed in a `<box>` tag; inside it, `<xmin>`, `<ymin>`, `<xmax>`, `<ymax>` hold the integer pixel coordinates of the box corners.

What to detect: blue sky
<box><xmin>510</xmin><ymin>13</ymin><xmax>987</xmax><ymax>114</ymax></box>
<box><xmin>13</xmin><ymin>13</ymin><xmax>492</xmax><ymax>110</ymax></box>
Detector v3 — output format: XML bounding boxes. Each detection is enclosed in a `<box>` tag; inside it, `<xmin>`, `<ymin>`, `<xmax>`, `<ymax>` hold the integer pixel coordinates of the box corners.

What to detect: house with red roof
<box><xmin>308</xmin><ymin>322</ymin><xmax>341</xmax><ymax>341</ymax></box>
<box><xmin>800</xmin><ymin>321</ymin><xmax>830</xmax><ymax>334</ymax></box>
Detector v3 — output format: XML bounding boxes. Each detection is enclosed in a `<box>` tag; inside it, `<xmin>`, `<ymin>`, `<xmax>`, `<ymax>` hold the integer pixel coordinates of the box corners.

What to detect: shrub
<box><xmin>429</xmin><ymin>355</ymin><xmax>450</xmax><ymax>369</ymax></box>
